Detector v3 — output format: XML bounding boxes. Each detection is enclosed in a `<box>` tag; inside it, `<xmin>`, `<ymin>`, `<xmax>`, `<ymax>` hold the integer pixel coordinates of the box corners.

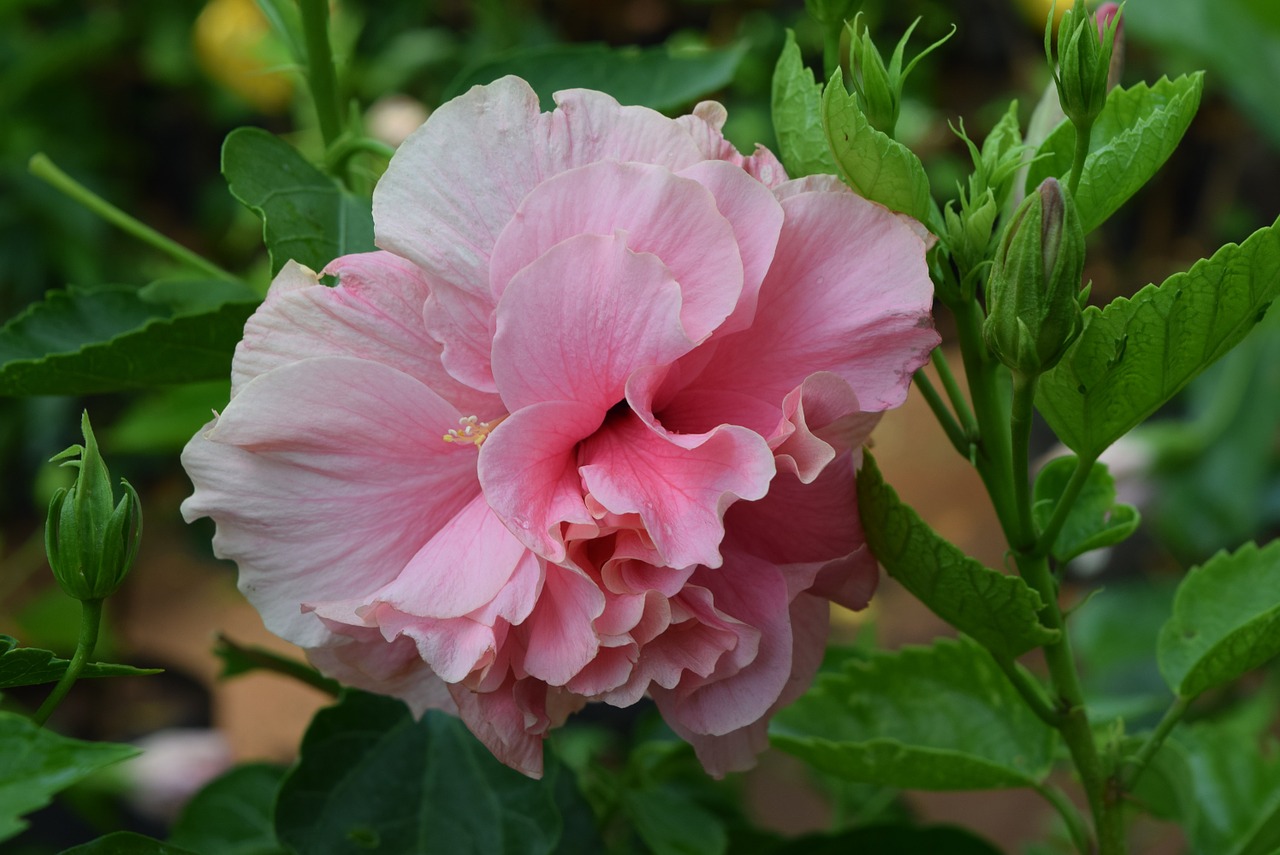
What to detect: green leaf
<box><xmin>771</xmin><ymin>31</ymin><xmax>838</xmax><ymax>178</ymax></box>
<box><xmin>222</xmin><ymin>127</ymin><xmax>375</xmax><ymax>276</ymax></box>
<box><xmin>169</xmin><ymin>763</ymin><xmax>288</xmax><ymax>855</ymax></box>
<box><xmin>59</xmin><ymin>832</ymin><xmax>200</xmax><ymax>855</ymax></box>
<box><xmin>0</xmin><ymin>639</ymin><xmax>160</xmax><ymax>690</ymax></box>
<box><xmin>0</xmin><ymin>710</ymin><xmax>138</xmax><ymax>842</ymax></box>
<box><xmin>0</xmin><ymin>283</ymin><xmax>258</xmax><ymax>396</ymax></box>
<box><xmin>768</xmin><ymin>824</ymin><xmax>1003</xmax><ymax>855</ymax></box>
<box><xmin>1070</xmin><ymin>582</ymin><xmax>1176</xmax><ymax>723</ymax></box>
<box><xmin>1037</xmin><ymin>216</ymin><xmax>1280</xmax><ymax>458</ymax></box>
<box><xmin>275</xmin><ymin>691</ymin><xmax>584</xmax><ymax>855</ymax></box>
<box><xmin>771</xmin><ymin>637</ymin><xmax>1059</xmax><ymax>790</ymax></box>
<box><xmin>1032</xmin><ymin>456</ymin><xmax>1140</xmax><ymax>562</ymax></box>
<box><xmin>1027</xmin><ymin>75</ymin><xmax>1204</xmax><ymax>233</ymax></box>
<box><xmin>856</xmin><ymin>454</ymin><xmax>1059</xmax><ymax>659</ymax></box>
<box><xmin>1157</xmin><ymin>540</ymin><xmax>1280</xmax><ymax>698</ymax></box>
<box><xmin>444</xmin><ymin>42</ymin><xmax>747</xmax><ymax>112</ymax></box>
<box><xmin>623</xmin><ymin>785</ymin><xmax>727</xmax><ymax>855</ymax></box>
<box><xmin>821</xmin><ymin>71</ymin><xmax>931</xmax><ymax>222</ymax></box>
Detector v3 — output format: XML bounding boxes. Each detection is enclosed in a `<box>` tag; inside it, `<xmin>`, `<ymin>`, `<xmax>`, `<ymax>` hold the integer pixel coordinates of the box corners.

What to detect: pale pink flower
<box><xmin>182</xmin><ymin>76</ymin><xmax>937</xmax><ymax>778</ymax></box>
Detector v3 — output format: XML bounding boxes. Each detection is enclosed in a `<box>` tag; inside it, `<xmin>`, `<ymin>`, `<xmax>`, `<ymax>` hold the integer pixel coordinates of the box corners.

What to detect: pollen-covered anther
<box><xmin>442</xmin><ymin>415</ymin><xmax>505</xmax><ymax>447</ymax></box>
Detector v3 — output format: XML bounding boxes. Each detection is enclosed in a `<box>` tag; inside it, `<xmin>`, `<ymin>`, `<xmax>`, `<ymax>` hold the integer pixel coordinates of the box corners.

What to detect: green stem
<box><xmin>325</xmin><ymin>135</ymin><xmax>397</xmax><ymax>173</ymax></box>
<box><xmin>1035</xmin><ymin>453</ymin><xmax>1097</xmax><ymax>558</ymax></box>
<box><xmin>1068</xmin><ymin>120</ymin><xmax>1093</xmax><ymax>198</ymax></box>
<box><xmin>914</xmin><ymin>368</ymin><xmax>969</xmax><ymax>457</ymax></box>
<box><xmin>822</xmin><ymin>22</ymin><xmax>843</xmax><ymax>82</ymax></box>
<box><xmin>932</xmin><ymin>347</ymin><xmax>978</xmax><ymax>439</ymax></box>
<box><xmin>1010</xmin><ymin>372</ymin><xmax>1038</xmax><ymax>552</ymax></box>
<box><xmin>298</xmin><ymin>0</ymin><xmax>343</xmax><ymax>149</ymax></box>
<box><xmin>33</xmin><ymin>599</ymin><xmax>103</xmax><ymax>726</ymax></box>
<box><xmin>1119</xmin><ymin>695</ymin><xmax>1193</xmax><ymax>790</ymax></box>
<box><xmin>994</xmin><ymin>655</ymin><xmax>1060</xmax><ymax>728</ymax></box>
<box><xmin>28</xmin><ymin>154</ymin><xmax>237</xmax><ymax>282</ymax></box>
<box><xmin>1034</xmin><ymin>781</ymin><xmax>1093</xmax><ymax>855</ymax></box>
<box><xmin>214</xmin><ymin>633</ymin><xmax>341</xmax><ymax>696</ymax></box>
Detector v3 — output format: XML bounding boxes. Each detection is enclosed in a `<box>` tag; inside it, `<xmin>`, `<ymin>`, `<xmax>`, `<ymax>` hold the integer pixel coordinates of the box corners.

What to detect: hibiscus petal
<box><xmin>181</xmin><ymin>356</ymin><xmax>479</xmax><ymax>647</ymax></box>
<box><xmin>676</xmin><ymin>101</ymin><xmax>788</xmax><ymax>188</ymax></box>
<box><xmin>488</xmin><ymin>161</ymin><xmax>744</xmax><ymax>343</ymax></box>
<box><xmin>307</xmin><ymin>629</ymin><xmax>457</xmax><ymax>717</ymax></box>
<box><xmin>517</xmin><ymin>564</ymin><xmax>605</xmax><ymax>686</ymax></box>
<box><xmin>490</xmin><ymin>233</ymin><xmax>694</xmax><ymax>413</ymax></box>
<box><xmin>771</xmin><ymin>372</ymin><xmax>880</xmax><ymax>483</ymax></box>
<box><xmin>579</xmin><ymin>411</ymin><xmax>775</xmax><ymax>570</ymax></box>
<box><xmin>449</xmin><ymin>680</ymin><xmax>545</xmax><ymax>779</ymax></box>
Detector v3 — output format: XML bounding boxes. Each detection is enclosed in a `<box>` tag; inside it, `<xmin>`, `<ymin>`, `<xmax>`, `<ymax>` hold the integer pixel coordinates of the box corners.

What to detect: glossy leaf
<box><xmin>1027</xmin><ymin>74</ymin><xmax>1204</xmax><ymax>233</ymax></box>
<box><xmin>623</xmin><ymin>785</ymin><xmax>727</xmax><ymax>855</ymax></box>
<box><xmin>771</xmin><ymin>638</ymin><xmax>1059</xmax><ymax>790</ymax></box>
<box><xmin>222</xmin><ymin>127</ymin><xmax>375</xmax><ymax>276</ymax></box>
<box><xmin>1037</xmin><ymin>216</ymin><xmax>1280</xmax><ymax>458</ymax></box>
<box><xmin>1032</xmin><ymin>456</ymin><xmax>1140</xmax><ymax>562</ymax></box>
<box><xmin>275</xmin><ymin>691</ymin><xmax>586</xmax><ymax>855</ymax></box>
<box><xmin>857</xmin><ymin>454</ymin><xmax>1058</xmax><ymax>659</ymax></box>
<box><xmin>169</xmin><ymin>763</ymin><xmax>288</xmax><ymax>855</ymax></box>
<box><xmin>821</xmin><ymin>71</ymin><xmax>931</xmax><ymax>222</ymax></box>
<box><xmin>1158</xmin><ymin>540</ymin><xmax>1280</xmax><ymax>698</ymax></box>
<box><xmin>0</xmin><ymin>711</ymin><xmax>137</xmax><ymax>842</ymax></box>
<box><xmin>0</xmin><ymin>635</ymin><xmax>160</xmax><ymax>690</ymax></box>
<box><xmin>0</xmin><ymin>282</ymin><xmax>258</xmax><ymax>396</ymax></box>
<box><xmin>771</xmin><ymin>31</ymin><xmax>838</xmax><ymax>178</ymax></box>
<box><xmin>445</xmin><ymin>42</ymin><xmax>747</xmax><ymax>112</ymax></box>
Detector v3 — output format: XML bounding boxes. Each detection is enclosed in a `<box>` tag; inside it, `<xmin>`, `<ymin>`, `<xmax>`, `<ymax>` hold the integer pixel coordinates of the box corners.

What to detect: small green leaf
<box><xmin>771</xmin><ymin>637</ymin><xmax>1059</xmax><ymax>790</ymax></box>
<box><xmin>1032</xmin><ymin>456</ymin><xmax>1140</xmax><ymax>562</ymax></box>
<box><xmin>222</xmin><ymin>127</ymin><xmax>375</xmax><ymax>276</ymax></box>
<box><xmin>821</xmin><ymin>71</ymin><xmax>931</xmax><ymax>222</ymax></box>
<box><xmin>169</xmin><ymin>763</ymin><xmax>288</xmax><ymax>855</ymax></box>
<box><xmin>0</xmin><ymin>710</ymin><xmax>138</xmax><ymax>842</ymax></box>
<box><xmin>856</xmin><ymin>454</ymin><xmax>1059</xmax><ymax>659</ymax></box>
<box><xmin>1158</xmin><ymin>540</ymin><xmax>1280</xmax><ymax>698</ymax></box>
<box><xmin>0</xmin><ymin>642</ymin><xmax>160</xmax><ymax>690</ymax></box>
<box><xmin>0</xmin><ymin>284</ymin><xmax>258</xmax><ymax>396</ymax></box>
<box><xmin>444</xmin><ymin>42</ymin><xmax>747</xmax><ymax>112</ymax></box>
<box><xmin>768</xmin><ymin>824</ymin><xmax>1003</xmax><ymax>855</ymax></box>
<box><xmin>60</xmin><ymin>832</ymin><xmax>201</xmax><ymax>855</ymax></box>
<box><xmin>275</xmin><ymin>691</ymin><xmax>582</xmax><ymax>855</ymax></box>
<box><xmin>623</xmin><ymin>785</ymin><xmax>727</xmax><ymax>855</ymax></box>
<box><xmin>1027</xmin><ymin>74</ymin><xmax>1204</xmax><ymax>233</ymax></box>
<box><xmin>1037</xmin><ymin>216</ymin><xmax>1280</xmax><ymax>458</ymax></box>
<box><xmin>771</xmin><ymin>32</ymin><xmax>838</xmax><ymax>178</ymax></box>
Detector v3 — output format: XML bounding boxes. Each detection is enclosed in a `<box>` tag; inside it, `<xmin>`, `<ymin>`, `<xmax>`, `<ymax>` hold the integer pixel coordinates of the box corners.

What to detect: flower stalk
<box><xmin>33</xmin><ymin>598</ymin><xmax>103</xmax><ymax>726</ymax></box>
<box><xmin>298</xmin><ymin>0</ymin><xmax>344</xmax><ymax>150</ymax></box>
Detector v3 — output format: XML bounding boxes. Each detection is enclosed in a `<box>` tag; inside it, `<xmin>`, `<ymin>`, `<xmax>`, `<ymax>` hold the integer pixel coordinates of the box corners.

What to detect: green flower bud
<box><xmin>1047</xmin><ymin>2</ymin><xmax>1120</xmax><ymax>130</ymax></box>
<box><xmin>846</xmin><ymin>14</ymin><xmax>953</xmax><ymax>138</ymax></box>
<box><xmin>45</xmin><ymin>412</ymin><xmax>142</xmax><ymax>602</ymax></box>
<box><xmin>983</xmin><ymin>177</ymin><xmax>1086</xmax><ymax>376</ymax></box>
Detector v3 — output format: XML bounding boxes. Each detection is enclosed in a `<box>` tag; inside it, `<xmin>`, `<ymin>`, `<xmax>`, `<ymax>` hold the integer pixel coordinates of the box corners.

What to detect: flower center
<box><xmin>442</xmin><ymin>415</ymin><xmax>506</xmax><ymax>447</ymax></box>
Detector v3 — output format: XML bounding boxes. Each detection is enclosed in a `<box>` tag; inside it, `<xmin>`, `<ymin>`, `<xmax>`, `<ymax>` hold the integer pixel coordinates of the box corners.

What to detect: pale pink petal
<box><xmin>671</xmin><ymin>188</ymin><xmax>938</xmax><ymax>413</ymax></box>
<box><xmin>478</xmin><ymin>400</ymin><xmax>600</xmax><ymax>561</ymax></box>
<box><xmin>517</xmin><ymin>564</ymin><xmax>605</xmax><ymax>685</ymax></box>
<box><xmin>449</xmin><ymin>680</ymin><xmax>545</xmax><ymax>779</ymax></box>
<box><xmin>488</xmin><ymin>161</ymin><xmax>743</xmax><ymax>343</ymax></box>
<box><xmin>579</xmin><ymin>411</ymin><xmax>775</xmax><ymax>569</ymax></box>
<box><xmin>180</xmin><ymin>357</ymin><xmax>479</xmax><ymax>647</ymax></box>
<box><xmin>307</xmin><ymin>630</ymin><xmax>457</xmax><ymax>717</ymax></box>
<box><xmin>676</xmin><ymin>101</ymin><xmax>789</xmax><ymax>188</ymax></box>
<box><xmin>490</xmin><ymin>233</ymin><xmax>694</xmax><ymax>412</ymax></box>
<box><xmin>771</xmin><ymin>372</ymin><xmax>880</xmax><ymax>483</ymax></box>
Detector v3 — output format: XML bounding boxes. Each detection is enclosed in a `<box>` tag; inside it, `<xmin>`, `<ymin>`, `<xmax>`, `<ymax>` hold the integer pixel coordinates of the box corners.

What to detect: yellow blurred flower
<box><xmin>194</xmin><ymin>0</ymin><xmax>294</xmax><ymax>113</ymax></box>
<box><xmin>1012</xmin><ymin>0</ymin><xmax>1077</xmax><ymax>30</ymax></box>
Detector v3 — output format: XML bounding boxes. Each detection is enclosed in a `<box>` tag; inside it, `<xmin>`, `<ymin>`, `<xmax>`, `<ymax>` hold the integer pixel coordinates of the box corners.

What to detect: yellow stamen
<box><xmin>442</xmin><ymin>414</ymin><xmax>507</xmax><ymax>447</ymax></box>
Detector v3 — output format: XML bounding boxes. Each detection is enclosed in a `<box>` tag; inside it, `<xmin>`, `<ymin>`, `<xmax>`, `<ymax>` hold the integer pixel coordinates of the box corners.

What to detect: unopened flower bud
<box><xmin>45</xmin><ymin>412</ymin><xmax>142</xmax><ymax>602</ymax></box>
<box><xmin>846</xmin><ymin>15</ymin><xmax>953</xmax><ymax>138</ymax></box>
<box><xmin>983</xmin><ymin>177</ymin><xmax>1086</xmax><ymax>376</ymax></box>
<box><xmin>1048</xmin><ymin>2</ymin><xmax>1120</xmax><ymax>129</ymax></box>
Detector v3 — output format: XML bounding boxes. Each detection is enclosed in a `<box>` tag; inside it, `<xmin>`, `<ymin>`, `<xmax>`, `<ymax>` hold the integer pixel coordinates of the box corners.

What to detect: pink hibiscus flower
<box><xmin>182</xmin><ymin>76</ymin><xmax>938</xmax><ymax>778</ymax></box>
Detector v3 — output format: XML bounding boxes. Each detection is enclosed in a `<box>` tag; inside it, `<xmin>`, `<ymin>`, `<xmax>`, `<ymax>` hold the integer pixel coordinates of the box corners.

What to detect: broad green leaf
<box><xmin>623</xmin><ymin>785</ymin><xmax>727</xmax><ymax>855</ymax></box>
<box><xmin>772</xmin><ymin>637</ymin><xmax>1059</xmax><ymax>790</ymax></box>
<box><xmin>771</xmin><ymin>32</ymin><xmax>838</xmax><ymax>178</ymax></box>
<box><xmin>1157</xmin><ymin>540</ymin><xmax>1280</xmax><ymax>698</ymax></box>
<box><xmin>275</xmin><ymin>691</ymin><xmax>580</xmax><ymax>855</ymax></box>
<box><xmin>1032</xmin><ymin>456</ymin><xmax>1140</xmax><ymax>562</ymax></box>
<box><xmin>222</xmin><ymin>127</ymin><xmax>375</xmax><ymax>276</ymax></box>
<box><xmin>767</xmin><ymin>824</ymin><xmax>1003</xmax><ymax>855</ymax></box>
<box><xmin>0</xmin><ymin>710</ymin><xmax>137</xmax><ymax>842</ymax></box>
<box><xmin>60</xmin><ymin>832</ymin><xmax>200</xmax><ymax>855</ymax></box>
<box><xmin>106</xmin><ymin>381</ymin><xmax>230</xmax><ymax>454</ymax></box>
<box><xmin>169</xmin><ymin>763</ymin><xmax>288</xmax><ymax>855</ymax></box>
<box><xmin>821</xmin><ymin>71</ymin><xmax>931</xmax><ymax>222</ymax></box>
<box><xmin>0</xmin><ymin>637</ymin><xmax>160</xmax><ymax>690</ymax></box>
<box><xmin>1037</xmin><ymin>216</ymin><xmax>1280</xmax><ymax>458</ymax></box>
<box><xmin>0</xmin><ymin>283</ymin><xmax>258</xmax><ymax>396</ymax></box>
<box><xmin>856</xmin><ymin>454</ymin><xmax>1058</xmax><ymax>658</ymax></box>
<box><xmin>1027</xmin><ymin>75</ymin><xmax>1204</xmax><ymax>233</ymax></box>
<box><xmin>444</xmin><ymin>42</ymin><xmax>747</xmax><ymax>112</ymax></box>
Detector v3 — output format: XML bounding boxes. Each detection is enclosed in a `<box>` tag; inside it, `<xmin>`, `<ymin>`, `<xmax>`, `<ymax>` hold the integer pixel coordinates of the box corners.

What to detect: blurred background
<box><xmin>1</xmin><ymin>0</ymin><xmax>1278</xmax><ymax>851</ymax></box>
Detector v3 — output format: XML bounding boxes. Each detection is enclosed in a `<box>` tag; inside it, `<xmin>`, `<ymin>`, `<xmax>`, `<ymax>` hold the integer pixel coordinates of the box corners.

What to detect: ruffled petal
<box><xmin>676</xmin><ymin>101</ymin><xmax>789</xmax><ymax>188</ymax></box>
<box><xmin>516</xmin><ymin>563</ymin><xmax>606</xmax><ymax>685</ymax></box>
<box><xmin>490</xmin><ymin>233</ymin><xmax>694</xmax><ymax>413</ymax></box>
<box><xmin>181</xmin><ymin>357</ymin><xmax>479</xmax><ymax>647</ymax></box>
<box><xmin>307</xmin><ymin>630</ymin><xmax>457</xmax><ymax>717</ymax></box>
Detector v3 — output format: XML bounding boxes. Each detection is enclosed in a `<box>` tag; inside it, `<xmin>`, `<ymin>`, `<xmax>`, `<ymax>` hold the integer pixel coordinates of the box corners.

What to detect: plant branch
<box><xmin>1068</xmin><ymin>121</ymin><xmax>1092</xmax><ymax>197</ymax></box>
<box><xmin>914</xmin><ymin>368</ymin><xmax>970</xmax><ymax>457</ymax></box>
<box><xmin>994</xmin><ymin>655</ymin><xmax>1060</xmax><ymax>727</ymax></box>
<box><xmin>1119</xmin><ymin>694</ymin><xmax>1193</xmax><ymax>790</ymax></box>
<box><xmin>932</xmin><ymin>347</ymin><xmax>978</xmax><ymax>439</ymax></box>
<box><xmin>214</xmin><ymin>633</ymin><xmax>341</xmax><ymax>696</ymax></box>
<box><xmin>29</xmin><ymin>154</ymin><xmax>237</xmax><ymax>282</ymax></box>
<box><xmin>1035</xmin><ymin>453</ymin><xmax>1097</xmax><ymax>557</ymax></box>
<box><xmin>1010</xmin><ymin>372</ymin><xmax>1039</xmax><ymax>552</ymax></box>
<box><xmin>298</xmin><ymin>0</ymin><xmax>343</xmax><ymax>149</ymax></box>
<box><xmin>1034</xmin><ymin>781</ymin><xmax>1093</xmax><ymax>855</ymax></box>
<box><xmin>33</xmin><ymin>599</ymin><xmax>103</xmax><ymax>726</ymax></box>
